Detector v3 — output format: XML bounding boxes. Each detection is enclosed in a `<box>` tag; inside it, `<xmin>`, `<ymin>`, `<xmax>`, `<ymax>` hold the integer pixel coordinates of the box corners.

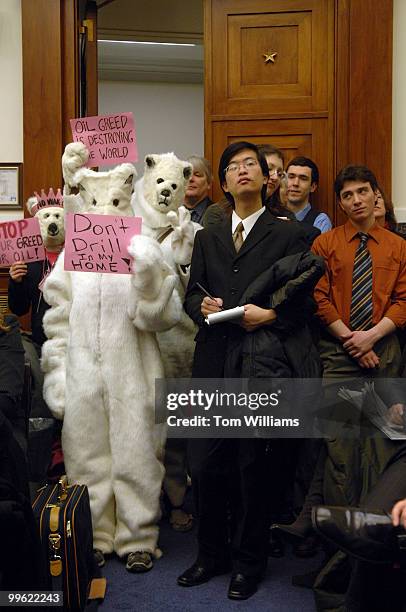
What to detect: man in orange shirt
<box><xmin>308</xmin><ymin>164</ymin><xmax>406</xmax><ymax>525</ymax></box>
<box><xmin>311</xmin><ymin>165</ymin><xmax>406</xmax><ymax>485</ymax></box>
<box><xmin>312</xmin><ymin>164</ymin><xmax>406</xmax><ymax>379</ymax></box>
<box><xmin>312</xmin><ymin>164</ymin><xmax>406</xmax><ymax>591</ymax></box>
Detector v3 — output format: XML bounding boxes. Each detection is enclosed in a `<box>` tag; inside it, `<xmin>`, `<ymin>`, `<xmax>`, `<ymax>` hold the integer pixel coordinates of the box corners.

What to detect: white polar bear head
<box><xmin>61</xmin><ymin>142</ymin><xmax>136</xmax><ymax>217</ymax></box>
<box><xmin>71</xmin><ymin>163</ymin><xmax>136</xmax><ymax>217</ymax></box>
<box><xmin>27</xmin><ymin>192</ymin><xmax>65</xmax><ymax>250</ymax></box>
<box><xmin>142</xmin><ymin>153</ymin><xmax>192</xmax><ymax>213</ymax></box>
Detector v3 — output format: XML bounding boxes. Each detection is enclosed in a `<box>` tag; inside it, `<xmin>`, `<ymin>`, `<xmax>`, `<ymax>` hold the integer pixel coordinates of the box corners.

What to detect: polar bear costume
<box><xmin>132</xmin><ymin>153</ymin><xmax>201</xmax><ymax>379</ymax></box>
<box><xmin>41</xmin><ymin>144</ymin><xmax>182</xmax><ymax>562</ymax></box>
<box><xmin>132</xmin><ymin>154</ymin><xmax>202</xmax><ymax>525</ymax></box>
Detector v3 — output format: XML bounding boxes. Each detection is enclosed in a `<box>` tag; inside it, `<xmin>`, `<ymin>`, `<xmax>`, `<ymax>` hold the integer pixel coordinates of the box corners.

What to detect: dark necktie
<box><xmin>190</xmin><ymin>210</ymin><xmax>199</xmax><ymax>223</ymax></box>
<box><xmin>349</xmin><ymin>232</ymin><xmax>373</xmax><ymax>330</ymax></box>
<box><xmin>233</xmin><ymin>222</ymin><xmax>244</xmax><ymax>253</ymax></box>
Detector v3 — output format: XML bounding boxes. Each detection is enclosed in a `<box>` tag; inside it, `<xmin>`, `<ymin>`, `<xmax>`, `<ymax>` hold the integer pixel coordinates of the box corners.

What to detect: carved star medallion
<box><xmin>263</xmin><ymin>51</ymin><xmax>277</xmax><ymax>64</ymax></box>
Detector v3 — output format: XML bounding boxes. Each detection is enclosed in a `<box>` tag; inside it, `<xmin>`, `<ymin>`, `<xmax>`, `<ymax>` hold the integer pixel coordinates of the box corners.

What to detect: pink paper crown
<box><xmin>32</xmin><ymin>188</ymin><xmax>64</xmax><ymax>214</ymax></box>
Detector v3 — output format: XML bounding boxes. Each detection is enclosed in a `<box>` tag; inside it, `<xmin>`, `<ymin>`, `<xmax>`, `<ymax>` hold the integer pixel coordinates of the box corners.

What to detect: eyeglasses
<box><xmin>225</xmin><ymin>157</ymin><xmax>259</xmax><ymax>175</ymax></box>
<box><xmin>268</xmin><ymin>167</ymin><xmax>285</xmax><ymax>179</ymax></box>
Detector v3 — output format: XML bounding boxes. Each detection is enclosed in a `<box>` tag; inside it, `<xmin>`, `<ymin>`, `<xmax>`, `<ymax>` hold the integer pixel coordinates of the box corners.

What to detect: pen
<box><xmin>196</xmin><ymin>282</ymin><xmax>224</xmax><ymax>310</ymax></box>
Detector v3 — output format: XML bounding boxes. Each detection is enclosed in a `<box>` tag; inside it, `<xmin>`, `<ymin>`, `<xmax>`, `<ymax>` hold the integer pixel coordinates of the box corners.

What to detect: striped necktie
<box><xmin>349</xmin><ymin>232</ymin><xmax>373</xmax><ymax>330</ymax></box>
<box><xmin>233</xmin><ymin>222</ymin><xmax>244</xmax><ymax>253</ymax></box>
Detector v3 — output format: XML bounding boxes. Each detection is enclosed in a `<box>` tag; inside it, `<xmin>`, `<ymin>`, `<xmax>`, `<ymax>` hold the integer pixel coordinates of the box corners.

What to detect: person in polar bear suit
<box><xmin>9</xmin><ymin>194</ymin><xmax>65</xmax><ymax>343</ymax></box>
<box><xmin>8</xmin><ymin>193</ymin><xmax>65</xmax><ymax>365</ymax></box>
<box><xmin>132</xmin><ymin>153</ymin><xmax>201</xmax><ymax>531</ymax></box>
<box><xmin>41</xmin><ymin>143</ymin><xmax>183</xmax><ymax>573</ymax></box>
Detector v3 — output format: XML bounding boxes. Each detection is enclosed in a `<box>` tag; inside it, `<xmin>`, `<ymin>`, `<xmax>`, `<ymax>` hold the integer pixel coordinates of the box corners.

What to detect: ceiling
<box><xmin>96</xmin><ymin>0</ymin><xmax>204</xmax><ymax>83</ymax></box>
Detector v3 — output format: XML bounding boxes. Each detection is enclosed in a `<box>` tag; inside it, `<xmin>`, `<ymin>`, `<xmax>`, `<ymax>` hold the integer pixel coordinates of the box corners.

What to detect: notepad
<box><xmin>205</xmin><ymin>306</ymin><xmax>245</xmax><ymax>326</ymax></box>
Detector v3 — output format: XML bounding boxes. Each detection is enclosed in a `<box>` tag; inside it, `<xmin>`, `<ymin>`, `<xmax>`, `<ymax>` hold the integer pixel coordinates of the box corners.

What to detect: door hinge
<box><xmin>80</xmin><ymin>19</ymin><xmax>94</xmax><ymax>42</ymax></box>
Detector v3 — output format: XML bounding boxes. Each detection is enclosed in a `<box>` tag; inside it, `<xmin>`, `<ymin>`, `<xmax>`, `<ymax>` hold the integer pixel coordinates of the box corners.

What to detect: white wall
<box><xmin>98</xmin><ymin>80</ymin><xmax>204</xmax><ymax>176</ymax></box>
<box><xmin>392</xmin><ymin>0</ymin><xmax>406</xmax><ymax>221</ymax></box>
<box><xmin>0</xmin><ymin>0</ymin><xmax>23</xmax><ymax>220</ymax></box>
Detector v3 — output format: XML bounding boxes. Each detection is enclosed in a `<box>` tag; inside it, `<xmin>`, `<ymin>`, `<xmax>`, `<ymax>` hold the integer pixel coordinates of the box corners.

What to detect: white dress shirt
<box><xmin>231</xmin><ymin>207</ymin><xmax>266</xmax><ymax>241</ymax></box>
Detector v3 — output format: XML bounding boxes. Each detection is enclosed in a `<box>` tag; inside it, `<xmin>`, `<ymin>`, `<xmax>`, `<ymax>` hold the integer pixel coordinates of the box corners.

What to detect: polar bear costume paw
<box><xmin>167</xmin><ymin>206</ymin><xmax>195</xmax><ymax>265</ymax></box>
<box><xmin>128</xmin><ymin>235</ymin><xmax>182</xmax><ymax>331</ymax></box>
<box><xmin>62</xmin><ymin>142</ymin><xmax>89</xmax><ymax>189</ymax></box>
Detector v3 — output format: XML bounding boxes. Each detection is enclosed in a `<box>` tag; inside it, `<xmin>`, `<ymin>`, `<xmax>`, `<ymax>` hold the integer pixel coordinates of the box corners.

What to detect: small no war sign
<box><xmin>0</xmin><ymin>217</ymin><xmax>45</xmax><ymax>266</ymax></box>
<box><xmin>70</xmin><ymin>112</ymin><xmax>138</xmax><ymax>167</ymax></box>
<box><xmin>64</xmin><ymin>213</ymin><xmax>142</xmax><ymax>274</ymax></box>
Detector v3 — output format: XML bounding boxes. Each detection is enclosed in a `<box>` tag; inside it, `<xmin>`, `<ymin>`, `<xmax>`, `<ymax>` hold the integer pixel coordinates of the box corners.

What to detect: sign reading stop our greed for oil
<box><xmin>70</xmin><ymin>112</ymin><xmax>138</xmax><ymax>167</ymax></box>
<box><xmin>0</xmin><ymin>217</ymin><xmax>45</xmax><ymax>266</ymax></box>
<box><xmin>64</xmin><ymin>212</ymin><xmax>142</xmax><ymax>274</ymax></box>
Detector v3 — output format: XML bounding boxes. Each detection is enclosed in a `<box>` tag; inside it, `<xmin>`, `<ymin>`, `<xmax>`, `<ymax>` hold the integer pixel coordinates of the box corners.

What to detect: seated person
<box><xmin>312</xmin><ymin>455</ymin><xmax>406</xmax><ymax>612</ymax></box>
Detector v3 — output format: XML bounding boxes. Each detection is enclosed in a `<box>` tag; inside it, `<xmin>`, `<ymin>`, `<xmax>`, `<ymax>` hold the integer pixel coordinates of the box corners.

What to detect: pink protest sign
<box><xmin>64</xmin><ymin>213</ymin><xmax>142</xmax><ymax>274</ymax></box>
<box><xmin>0</xmin><ymin>217</ymin><xmax>45</xmax><ymax>267</ymax></box>
<box><xmin>70</xmin><ymin>112</ymin><xmax>137</xmax><ymax>167</ymax></box>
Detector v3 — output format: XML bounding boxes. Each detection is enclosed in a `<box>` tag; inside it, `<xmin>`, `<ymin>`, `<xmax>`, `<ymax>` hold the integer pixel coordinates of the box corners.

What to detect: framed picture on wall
<box><xmin>0</xmin><ymin>163</ymin><xmax>23</xmax><ymax>209</ymax></box>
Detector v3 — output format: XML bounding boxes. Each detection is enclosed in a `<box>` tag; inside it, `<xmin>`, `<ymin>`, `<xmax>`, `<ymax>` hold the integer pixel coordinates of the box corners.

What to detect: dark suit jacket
<box><xmin>184</xmin><ymin>208</ymin><xmax>309</xmax><ymax>378</ymax></box>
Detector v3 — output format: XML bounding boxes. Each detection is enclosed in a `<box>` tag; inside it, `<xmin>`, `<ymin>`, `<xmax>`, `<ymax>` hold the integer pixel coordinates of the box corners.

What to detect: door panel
<box><xmin>211</xmin><ymin>0</ymin><xmax>331</xmax><ymax>115</ymax></box>
<box><xmin>229</xmin><ymin>12</ymin><xmax>312</xmax><ymax>99</ymax></box>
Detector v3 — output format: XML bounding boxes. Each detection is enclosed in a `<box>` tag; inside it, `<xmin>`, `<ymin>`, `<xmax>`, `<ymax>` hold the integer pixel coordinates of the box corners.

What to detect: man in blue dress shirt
<box><xmin>286</xmin><ymin>156</ymin><xmax>332</xmax><ymax>233</ymax></box>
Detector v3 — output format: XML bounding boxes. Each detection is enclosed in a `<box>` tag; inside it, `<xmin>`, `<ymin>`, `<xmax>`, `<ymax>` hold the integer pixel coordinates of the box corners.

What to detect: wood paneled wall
<box><xmin>335</xmin><ymin>0</ymin><xmax>393</xmax><ymax>223</ymax></box>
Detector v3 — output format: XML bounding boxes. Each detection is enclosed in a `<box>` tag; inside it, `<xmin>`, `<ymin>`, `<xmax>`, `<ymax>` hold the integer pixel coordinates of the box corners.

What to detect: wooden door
<box><xmin>9</xmin><ymin>0</ymin><xmax>98</xmax><ymax>328</ymax></box>
<box><xmin>205</xmin><ymin>0</ymin><xmax>393</xmax><ymax>225</ymax></box>
<box><xmin>21</xmin><ymin>0</ymin><xmax>98</xmax><ymax>205</ymax></box>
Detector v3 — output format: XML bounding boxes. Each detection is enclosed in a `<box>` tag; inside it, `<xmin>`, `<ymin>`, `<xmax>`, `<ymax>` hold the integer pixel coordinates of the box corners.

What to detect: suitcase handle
<box><xmin>57</xmin><ymin>475</ymin><xmax>69</xmax><ymax>502</ymax></box>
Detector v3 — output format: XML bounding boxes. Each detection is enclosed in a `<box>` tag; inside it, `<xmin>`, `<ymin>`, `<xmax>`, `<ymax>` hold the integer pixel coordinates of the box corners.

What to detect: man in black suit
<box><xmin>177</xmin><ymin>141</ymin><xmax>310</xmax><ymax>600</ymax></box>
